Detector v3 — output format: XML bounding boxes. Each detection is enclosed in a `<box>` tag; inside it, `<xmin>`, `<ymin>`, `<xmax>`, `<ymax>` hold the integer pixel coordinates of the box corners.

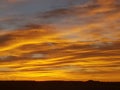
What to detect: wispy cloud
<box><xmin>0</xmin><ymin>0</ymin><xmax>120</xmax><ymax>81</ymax></box>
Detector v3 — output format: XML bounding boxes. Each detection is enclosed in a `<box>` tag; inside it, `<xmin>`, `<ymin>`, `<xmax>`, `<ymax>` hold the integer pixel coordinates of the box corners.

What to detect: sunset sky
<box><xmin>0</xmin><ymin>0</ymin><xmax>120</xmax><ymax>81</ymax></box>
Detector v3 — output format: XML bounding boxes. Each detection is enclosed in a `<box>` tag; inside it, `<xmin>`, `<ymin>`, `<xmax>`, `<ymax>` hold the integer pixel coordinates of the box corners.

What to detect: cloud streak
<box><xmin>0</xmin><ymin>0</ymin><xmax>120</xmax><ymax>81</ymax></box>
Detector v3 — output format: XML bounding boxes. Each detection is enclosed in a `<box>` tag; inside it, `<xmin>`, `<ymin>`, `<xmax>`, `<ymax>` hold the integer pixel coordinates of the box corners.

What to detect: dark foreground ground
<box><xmin>0</xmin><ymin>80</ymin><xmax>119</xmax><ymax>90</ymax></box>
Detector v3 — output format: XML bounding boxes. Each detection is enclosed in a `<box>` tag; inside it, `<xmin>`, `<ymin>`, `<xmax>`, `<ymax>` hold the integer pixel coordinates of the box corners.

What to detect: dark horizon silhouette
<box><xmin>0</xmin><ymin>80</ymin><xmax>119</xmax><ymax>90</ymax></box>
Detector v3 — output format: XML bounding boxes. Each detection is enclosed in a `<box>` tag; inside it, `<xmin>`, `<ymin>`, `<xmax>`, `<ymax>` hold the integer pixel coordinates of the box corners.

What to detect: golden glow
<box><xmin>0</xmin><ymin>0</ymin><xmax>120</xmax><ymax>81</ymax></box>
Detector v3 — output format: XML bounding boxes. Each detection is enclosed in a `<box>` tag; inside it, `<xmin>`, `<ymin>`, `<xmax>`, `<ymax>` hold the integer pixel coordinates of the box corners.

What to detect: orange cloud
<box><xmin>0</xmin><ymin>1</ymin><xmax>120</xmax><ymax>81</ymax></box>
<box><xmin>97</xmin><ymin>0</ymin><xmax>116</xmax><ymax>6</ymax></box>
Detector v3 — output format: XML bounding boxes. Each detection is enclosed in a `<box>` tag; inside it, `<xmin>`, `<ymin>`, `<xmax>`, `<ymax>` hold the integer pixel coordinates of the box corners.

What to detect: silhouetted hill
<box><xmin>0</xmin><ymin>80</ymin><xmax>119</xmax><ymax>90</ymax></box>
